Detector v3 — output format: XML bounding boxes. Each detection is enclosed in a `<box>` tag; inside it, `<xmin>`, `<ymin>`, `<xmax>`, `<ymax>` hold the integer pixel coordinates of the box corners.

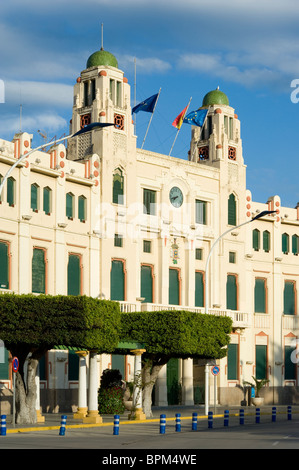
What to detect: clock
<box><xmin>169</xmin><ymin>186</ymin><xmax>183</xmax><ymax>208</ymax></box>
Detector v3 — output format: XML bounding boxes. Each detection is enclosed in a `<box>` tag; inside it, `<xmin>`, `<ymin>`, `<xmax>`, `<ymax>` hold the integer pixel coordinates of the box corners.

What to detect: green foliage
<box><xmin>120</xmin><ymin>310</ymin><xmax>232</xmax><ymax>359</ymax></box>
<box><xmin>100</xmin><ymin>369</ymin><xmax>123</xmax><ymax>389</ymax></box>
<box><xmin>243</xmin><ymin>376</ymin><xmax>270</xmax><ymax>397</ymax></box>
<box><xmin>98</xmin><ymin>386</ymin><xmax>125</xmax><ymax>414</ymax></box>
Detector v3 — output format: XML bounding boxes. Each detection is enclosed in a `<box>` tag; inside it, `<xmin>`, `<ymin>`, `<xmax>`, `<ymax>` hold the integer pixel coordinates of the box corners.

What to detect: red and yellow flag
<box><xmin>172</xmin><ymin>105</ymin><xmax>188</xmax><ymax>130</ymax></box>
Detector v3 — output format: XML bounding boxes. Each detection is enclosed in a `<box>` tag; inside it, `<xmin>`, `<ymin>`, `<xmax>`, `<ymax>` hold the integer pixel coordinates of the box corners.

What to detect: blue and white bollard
<box><xmin>175</xmin><ymin>413</ymin><xmax>181</xmax><ymax>432</ymax></box>
<box><xmin>224</xmin><ymin>409</ymin><xmax>229</xmax><ymax>427</ymax></box>
<box><xmin>59</xmin><ymin>415</ymin><xmax>67</xmax><ymax>436</ymax></box>
<box><xmin>0</xmin><ymin>415</ymin><xmax>6</xmax><ymax>436</ymax></box>
<box><xmin>192</xmin><ymin>412</ymin><xmax>198</xmax><ymax>431</ymax></box>
<box><xmin>239</xmin><ymin>409</ymin><xmax>244</xmax><ymax>425</ymax></box>
<box><xmin>288</xmin><ymin>405</ymin><xmax>292</xmax><ymax>420</ymax></box>
<box><xmin>256</xmin><ymin>408</ymin><xmax>260</xmax><ymax>424</ymax></box>
<box><xmin>208</xmin><ymin>411</ymin><xmax>213</xmax><ymax>429</ymax></box>
<box><xmin>272</xmin><ymin>407</ymin><xmax>276</xmax><ymax>422</ymax></box>
<box><xmin>160</xmin><ymin>414</ymin><xmax>166</xmax><ymax>434</ymax></box>
<box><xmin>113</xmin><ymin>415</ymin><xmax>120</xmax><ymax>435</ymax></box>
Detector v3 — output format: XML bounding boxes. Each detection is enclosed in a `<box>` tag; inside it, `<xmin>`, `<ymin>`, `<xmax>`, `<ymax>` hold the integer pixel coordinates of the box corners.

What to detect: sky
<box><xmin>0</xmin><ymin>0</ymin><xmax>299</xmax><ymax>208</ymax></box>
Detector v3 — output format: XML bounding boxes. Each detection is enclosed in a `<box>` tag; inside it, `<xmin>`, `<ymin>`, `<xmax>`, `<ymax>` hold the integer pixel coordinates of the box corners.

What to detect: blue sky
<box><xmin>1</xmin><ymin>0</ymin><xmax>299</xmax><ymax>207</ymax></box>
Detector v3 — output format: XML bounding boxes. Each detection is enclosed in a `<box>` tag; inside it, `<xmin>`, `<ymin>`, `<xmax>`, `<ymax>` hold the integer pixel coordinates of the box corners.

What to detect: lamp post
<box><xmin>203</xmin><ymin>209</ymin><xmax>276</xmax><ymax>415</ymax></box>
<box><xmin>0</xmin><ymin>122</ymin><xmax>113</xmax><ymax>199</ymax></box>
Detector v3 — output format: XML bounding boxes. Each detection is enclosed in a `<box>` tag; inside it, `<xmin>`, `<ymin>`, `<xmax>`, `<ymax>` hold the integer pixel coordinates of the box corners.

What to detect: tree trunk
<box><xmin>15</xmin><ymin>357</ymin><xmax>39</xmax><ymax>424</ymax></box>
<box><xmin>142</xmin><ymin>359</ymin><xmax>167</xmax><ymax>418</ymax></box>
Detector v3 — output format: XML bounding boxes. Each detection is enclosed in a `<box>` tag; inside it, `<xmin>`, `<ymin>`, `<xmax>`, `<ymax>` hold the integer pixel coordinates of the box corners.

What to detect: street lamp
<box><xmin>0</xmin><ymin>122</ymin><xmax>114</xmax><ymax>199</ymax></box>
<box><xmin>203</xmin><ymin>209</ymin><xmax>276</xmax><ymax>415</ymax></box>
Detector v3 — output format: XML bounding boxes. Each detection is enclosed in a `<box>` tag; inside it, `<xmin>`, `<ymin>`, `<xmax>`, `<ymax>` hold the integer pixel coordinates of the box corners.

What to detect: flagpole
<box><xmin>141</xmin><ymin>88</ymin><xmax>161</xmax><ymax>149</ymax></box>
<box><xmin>191</xmin><ymin>106</ymin><xmax>210</xmax><ymax>161</ymax></box>
<box><xmin>169</xmin><ymin>97</ymin><xmax>192</xmax><ymax>156</ymax></box>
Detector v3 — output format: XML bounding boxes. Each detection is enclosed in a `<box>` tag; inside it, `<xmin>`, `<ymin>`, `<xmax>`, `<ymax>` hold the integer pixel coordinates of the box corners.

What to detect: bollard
<box><xmin>256</xmin><ymin>408</ymin><xmax>260</xmax><ymax>424</ymax></box>
<box><xmin>272</xmin><ymin>407</ymin><xmax>276</xmax><ymax>422</ymax></box>
<box><xmin>224</xmin><ymin>409</ymin><xmax>229</xmax><ymax>427</ymax></box>
<box><xmin>239</xmin><ymin>409</ymin><xmax>244</xmax><ymax>425</ymax></box>
<box><xmin>113</xmin><ymin>415</ymin><xmax>120</xmax><ymax>435</ymax></box>
<box><xmin>288</xmin><ymin>405</ymin><xmax>292</xmax><ymax>420</ymax></box>
<box><xmin>175</xmin><ymin>413</ymin><xmax>181</xmax><ymax>432</ymax></box>
<box><xmin>192</xmin><ymin>412</ymin><xmax>198</xmax><ymax>431</ymax></box>
<box><xmin>208</xmin><ymin>411</ymin><xmax>213</xmax><ymax>429</ymax></box>
<box><xmin>160</xmin><ymin>414</ymin><xmax>166</xmax><ymax>434</ymax></box>
<box><xmin>0</xmin><ymin>415</ymin><xmax>6</xmax><ymax>436</ymax></box>
<box><xmin>59</xmin><ymin>415</ymin><xmax>67</xmax><ymax>436</ymax></box>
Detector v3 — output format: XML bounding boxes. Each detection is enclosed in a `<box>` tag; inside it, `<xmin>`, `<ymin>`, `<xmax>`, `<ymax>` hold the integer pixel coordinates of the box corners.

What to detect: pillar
<box><xmin>35</xmin><ymin>366</ymin><xmax>45</xmax><ymax>423</ymax></box>
<box><xmin>129</xmin><ymin>349</ymin><xmax>146</xmax><ymax>420</ymax></box>
<box><xmin>182</xmin><ymin>358</ymin><xmax>194</xmax><ymax>405</ymax></box>
<box><xmin>155</xmin><ymin>364</ymin><xmax>168</xmax><ymax>406</ymax></box>
<box><xmin>83</xmin><ymin>351</ymin><xmax>102</xmax><ymax>424</ymax></box>
<box><xmin>73</xmin><ymin>351</ymin><xmax>88</xmax><ymax>419</ymax></box>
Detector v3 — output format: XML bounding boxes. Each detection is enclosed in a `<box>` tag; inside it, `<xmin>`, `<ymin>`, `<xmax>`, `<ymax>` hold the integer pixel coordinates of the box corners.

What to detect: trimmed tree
<box><xmin>0</xmin><ymin>294</ymin><xmax>121</xmax><ymax>424</ymax></box>
<box><xmin>120</xmin><ymin>310</ymin><xmax>232</xmax><ymax>417</ymax></box>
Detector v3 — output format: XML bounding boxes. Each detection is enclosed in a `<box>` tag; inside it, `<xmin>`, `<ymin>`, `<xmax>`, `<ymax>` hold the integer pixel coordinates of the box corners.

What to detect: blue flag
<box><xmin>132</xmin><ymin>93</ymin><xmax>159</xmax><ymax>114</ymax></box>
<box><xmin>183</xmin><ymin>108</ymin><xmax>208</xmax><ymax>127</ymax></box>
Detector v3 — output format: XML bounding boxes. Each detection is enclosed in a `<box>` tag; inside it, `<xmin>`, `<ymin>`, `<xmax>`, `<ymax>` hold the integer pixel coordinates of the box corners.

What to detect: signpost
<box><xmin>211</xmin><ymin>366</ymin><xmax>220</xmax><ymax>413</ymax></box>
<box><xmin>12</xmin><ymin>357</ymin><xmax>19</xmax><ymax>427</ymax></box>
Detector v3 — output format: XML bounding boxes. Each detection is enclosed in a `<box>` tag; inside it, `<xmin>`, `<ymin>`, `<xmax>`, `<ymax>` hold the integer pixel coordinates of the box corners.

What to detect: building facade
<box><xmin>0</xmin><ymin>46</ymin><xmax>299</xmax><ymax>415</ymax></box>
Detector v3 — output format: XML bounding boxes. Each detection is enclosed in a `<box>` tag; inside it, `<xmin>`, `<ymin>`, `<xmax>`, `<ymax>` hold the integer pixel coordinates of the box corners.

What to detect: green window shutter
<box><xmin>68</xmin><ymin>350</ymin><xmax>79</xmax><ymax>381</ymax></box>
<box><xmin>143</xmin><ymin>189</ymin><xmax>156</xmax><ymax>215</ymax></box>
<box><xmin>228</xmin><ymin>194</ymin><xmax>236</xmax><ymax>226</ymax></box>
<box><xmin>284</xmin><ymin>281</ymin><xmax>295</xmax><ymax>315</ymax></box>
<box><xmin>7</xmin><ymin>177</ymin><xmax>14</xmax><ymax>206</ymax></box>
<box><xmin>227</xmin><ymin>343</ymin><xmax>238</xmax><ymax>380</ymax></box>
<box><xmin>143</xmin><ymin>240</ymin><xmax>151</xmax><ymax>253</ymax></box>
<box><xmin>252</xmin><ymin>229</ymin><xmax>260</xmax><ymax>251</ymax></box>
<box><xmin>226</xmin><ymin>274</ymin><xmax>237</xmax><ymax>310</ymax></box>
<box><xmin>282</xmin><ymin>233</ymin><xmax>289</xmax><ymax>254</ymax></box>
<box><xmin>196</xmin><ymin>200</ymin><xmax>207</xmax><ymax>225</ymax></box>
<box><xmin>110</xmin><ymin>260</ymin><xmax>125</xmax><ymax>301</ymax></box>
<box><xmin>263</xmin><ymin>231</ymin><xmax>270</xmax><ymax>252</ymax></box>
<box><xmin>114</xmin><ymin>234</ymin><xmax>123</xmax><ymax>247</ymax></box>
<box><xmin>78</xmin><ymin>196</ymin><xmax>86</xmax><ymax>222</ymax></box>
<box><xmin>256</xmin><ymin>345</ymin><xmax>267</xmax><ymax>380</ymax></box>
<box><xmin>285</xmin><ymin>345</ymin><xmax>296</xmax><ymax>380</ymax></box>
<box><xmin>195</xmin><ymin>271</ymin><xmax>204</xmax><ymax>307</ymax></box>
<box><xmin>140</xmin><ymin>265</ymin><xmax>153</xmax><ymax>303</ymax></box>
<box><xmin>112</xmin><ymin>354</ymin><xmax>125</xmax><ymax>379</ymax></box>
<box><xmin>0</xmin><ymin>242</ymin><xmax>9</xmax><ymax>289</ymax></box>
<box><xmin>43</xmin><ymin>187</ymin><xmax>51</xmax><ymax>214</ymax></box>
<box><xmin>0</xmin><ymin>342</ymin><xmax>9</xmax><ymax>380</ymax></box>
<box><xmin>66</xmin><ymin>193</ymin><xmax>73</xmax><ymax>219</ymax></box>
<box><xmin>31</xmin><ymin>184</ymin><xmax>38</xmax><ymax>211</ymax></box>
<box><xmin>68</xmin><ymin>254</ymin><xmax>81</xmax><ymax>295</ymax></box>
<box><xmin>254</xmin><ymin>278</ymin><xmax>266</xmax><ymax>313</ymax></box>
<box><xmin>292</xmin><ymin>235</ymin><xmax>298</xmax><ymax>255</ymax></box>
<box><xmin>113</xmin><ymin>169</ymin><xmax>124</xmax><ymax>204</ymax></box>
<box><xmin>169</xmin><ymin>268</ymin><xmax>180</xmax><ymax>305</ymax></box>
<box><xmin>32</xmin><ymin>248</ymin><xmax>46</xmax><ymax>294</ymax></box>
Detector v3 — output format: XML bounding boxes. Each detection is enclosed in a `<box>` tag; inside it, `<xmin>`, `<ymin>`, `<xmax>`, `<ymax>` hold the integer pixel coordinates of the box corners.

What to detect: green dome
<box><xmin>202</xmin><ymin>88</ymin><xmax>229</xmax><ymax>107</ymax></box>
<box><xmin>86</xmin><ymin>48</ymin><xmax>118</xmax><ymax>69</ymax></box>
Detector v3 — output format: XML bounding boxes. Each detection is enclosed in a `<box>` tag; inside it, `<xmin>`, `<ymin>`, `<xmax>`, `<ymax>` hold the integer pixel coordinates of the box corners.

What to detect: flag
<box><xmin>132</xmin><ymin>93</ymin><xmax>159</xmax><ymax>114</ymax></box>
<box><xmin>172</xmin><ymin>105</ymin><xmax>188</xmax><ymax>130</ymax></box>
<box><xmin>183</xmin><ymin>108</ymin><xmax>208</xmax><ymax>127</ymax></box>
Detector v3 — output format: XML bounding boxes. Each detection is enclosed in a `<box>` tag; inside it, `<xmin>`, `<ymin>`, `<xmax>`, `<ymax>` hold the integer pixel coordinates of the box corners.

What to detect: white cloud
<box><xmin>5</xmin><ymin>80</ymin><xmax>73</xmax><ymax>107</ymax></box>
<box><xmin>118</xmin><ymin>54</ymin><xmax>171</xmax><ymax>74</ymax></box>
<box><xmin>0</xmin><ymin>113</ymin><xmax>67</xmax><ymax>137</ymax></box>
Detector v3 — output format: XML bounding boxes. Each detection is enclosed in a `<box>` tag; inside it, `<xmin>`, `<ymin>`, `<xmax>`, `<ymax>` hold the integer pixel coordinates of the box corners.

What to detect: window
<box><xmin>32</xmin><ymin>248</ymin><xmax>46</xmax><ymax>294</ymax></box>
<box><xmin>252</xmin><ymin>229</ymin><xmax>260</xmax><ymax>251</ymax></box>
<box><xmin>43</xmin><ymin>187</ymin><xmax>51</xmax><ymax>215</ymax></box>
<box><xmin>256</xmin><ymin>345</ymin><xmax>267</xmax><ymax>380</ymax></box>
<box><xmin>7</xmin><ymin>177</ymin><xmax>15</xmax><ymax>206</ymax></box>
<box><xmin>68</xmin><ymin>254</ymin><xmax>81</xmax><ymax>296</ymax></box>
<box><xmin>229</xmin><ymin>252</ymin><xmax>236</xmax><ymax>263</ymax></box>
<box><xmin>68</xmin><ymin>350</ymin><xmax>79</xmax><ymax>381</ymax></box>
<box><xmin>143</xmin><ymin>189</ymin><xmax>156</xmax><ymax>215</ymax></box>
<box><xmin>78</xmin><ymin>195</ymin><xmax>86</xmax><ymax>222</ymax></box>
<box><xmin>31</xmin><ymin>184</ymin><xmax>39</xmax><ymax>211</ymax></box>
<box><xmin>91</xmin><ymin>79</ymin><xmax>96</xmax><ymax>102</ymax></box>
<box><xmin>263</xmin><ymin>230</ymin><xmax>270</xmax><ymax>252</ymax></box>
<box><xmin>169</xmin><ymin>268</ymin><xmax>180</xmax><ymax>305</ymax></box>
<box><xmin>227</xmin><ymin>343</ymin><xmax>238</xmax><ymax>380</ymax></box>
<box><xmin>292</xmin><ymin>235</ymin><xmax>299</xmax><ymax>255</ymax></box>
<box><xmin>285</xmin><ymin>345</ymin><xmax>296</xmax><ymax>380</ymax></box>
<box><xmin>228</xmin><ymin>193</ymin><xmax>236</xmax><ymax>226</ymax></box>
<box><xmin>284</xmin><ymin>281</ymin><xmax>296</xmax><ymax>315</ymax></box>
<box><xmin>0</xmin><ymin>340</ymin><xmax>9</xmax><ymax>380</ymax></box>
<box><xmin>140</xmin><ymin>265</ymin><xmax>153</xmax><ymax>303</ymax></box>
<box><xmin>83</xmin><ymin>81</ymin><xmax>89</xmax><ymax>106</ymax></box>
<box><xmin>195</xmin><ymin>200</ymin><xmax>207</xmax><ymax>225</ymax></box>
<box><xmin>254</xmin><ymin>278</ymin><xmax>266</xmax><ymax>313</ymax></box>
<box><xmin>0</xmin><ymin>241</ymin><xmax>9</xmax><ymax>289</ymax></box>
<box><xmin>114</xmin><ymin>234</ymin><xmax>123</xmax><ymax>247</ymax></box>
<box><xmin>112</xmin><ymin>168</ymin><xmax>124</xmax><ymax>204</ymax></box>
<box><xmin>195</xmin><ymin>248</ymin><xmax>203</xmax><ymax>260</ymax></box>
<box><xmin>110</xmin><ymin>260</ymin><xmax>125</xmax><ymax>301</ymax></box>
<box><xmin>66</xmin><ymin>193</ymin><xmax>74</xmax><ymax>219</ymax></box>
<box><xmin>143</xmin><ymin>240</ymin><xmax>151</xmax><ymax>253</ymax></box>
<box><xmin>282</xmin><ymin>233</ymin><xmax>289</xmax><ymax>254</ymax></box>
<box><xmin>226</xmin><ymin>274</ymin><xmax>237</xmax><ymax>310</ymax></box>
<box><xmin>195</xmin><ymin>271</ymin><xmax>204</xmax><ymax>307</ymax></box>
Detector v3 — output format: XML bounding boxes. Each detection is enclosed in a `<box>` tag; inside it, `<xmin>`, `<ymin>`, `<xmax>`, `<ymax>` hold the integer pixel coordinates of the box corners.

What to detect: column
<box><xmin>35</xmin><ymin>366</ymin><xmax>45</xmax><ymax>423</ymax></box>
<box><xmin>155</xmin><ymin>364</ymin><xmax>168</xmax><ymax>406</ymax></box>
<box><xmin>129</xmin><ymin>349</ymin><xmax>146</xmax><ymax>420</ymax></box>
<box><xmin>83</xmin><ymin>351</ymin><xmax>102</xmax><ymax>424</ymax></box>
<box><xmin>182</xmin><ymin>358</ymin><xmax>194</xmax><ymax>405</ymax></box>
<box><xmin>73</xmin><ymin>351</ymin><xmax>88</xmax><ymax>419</ymax></box>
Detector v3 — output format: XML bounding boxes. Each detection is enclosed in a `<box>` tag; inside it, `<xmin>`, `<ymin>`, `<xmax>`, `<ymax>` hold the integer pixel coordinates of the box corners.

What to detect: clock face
<box><xmin>169</xmin><ymin>186</ymin><xmax>183</xmax><ymax>208</ymax></box>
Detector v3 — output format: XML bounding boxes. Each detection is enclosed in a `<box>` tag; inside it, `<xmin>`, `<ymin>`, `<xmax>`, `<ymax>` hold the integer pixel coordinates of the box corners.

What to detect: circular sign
<box><xmin>12</xmin><ymin>357</ymin><xmax>19</xmax><ymax>373</ymax></box>
<box><xmin>211</xmin><ymin>365</ymin><xmax>220</xmax><ymax>376</ymax></box>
